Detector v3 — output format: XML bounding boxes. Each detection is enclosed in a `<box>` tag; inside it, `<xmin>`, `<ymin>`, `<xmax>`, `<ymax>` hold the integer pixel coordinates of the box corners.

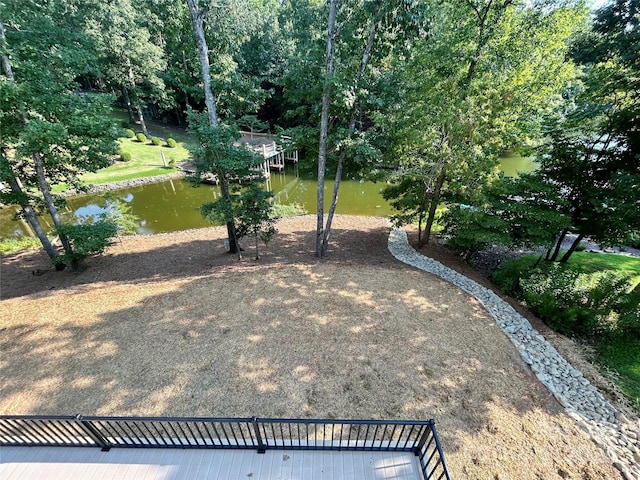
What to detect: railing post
<box><xmin>251</xmin><ymin>417</ymin><xmax>266</xmax><ymax>454</ymax></box>
<box><xmin>76</xmin><ymin>415</ymin><xmax>111</xmax><ymax>451</ymax></box>
<box><xmin>413</xmin><ymin>420</ymin><xmax>433</xmax><ymax>455</ymax></box>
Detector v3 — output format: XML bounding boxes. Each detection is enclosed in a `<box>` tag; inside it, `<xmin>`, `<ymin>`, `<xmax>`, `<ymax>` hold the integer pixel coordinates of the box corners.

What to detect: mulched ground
<box><xmin>0</xmin><ymin>215</ymin><xmax>626</xmax><ymax>479</ymax></box>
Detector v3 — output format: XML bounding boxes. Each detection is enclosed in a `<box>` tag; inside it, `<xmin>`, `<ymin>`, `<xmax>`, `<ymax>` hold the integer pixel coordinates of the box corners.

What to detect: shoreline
<box><xmin>61</xmin><ymin>171</ymin><xmax>186</xmax><ymax>197</ymax></box>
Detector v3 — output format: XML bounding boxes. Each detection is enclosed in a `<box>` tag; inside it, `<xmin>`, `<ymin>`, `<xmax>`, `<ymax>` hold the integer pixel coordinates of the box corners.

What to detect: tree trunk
<box><xmin>220</xmin><ymin>179</ymin><xmax>241</xmax><ymax>258</ymax></box>
<box><xmin>316</xmin><ymin>0</ymin><xmax>338</xmax><ymax>257</ymax></box>
<box><xmin>417</xmin><ymin>184</ymin><xmax>430</xmax><ymax>247</ymax></box>
<box><xmin>137</xmin><ymin>106</ymin><xmax>150</xmax><ymax>138</ymax></box>
<box><xmin>320</xmin><ymin>1</ymin><xmax>381</xmax><ymax>257</ymax></box>
<box><xmin>550</xmin><ymin>228</ymin><xmax>568</xmax><ymax>262</ymax></box>
<box><xmin>185</xmin><ymin>0</ymin><xmax>218</xmax><ymax>128</ymax></box>
<box><xmin>7</xmin><ymin>178</ymin><xmax>64</xmax><ymax>268</ymax></box>
<box><xmin>422</xmin><ymin>168</ymin><xmax>447</xmax><ymax>246</ymax></box>
<box><xmin>32</xmin><ymin>153</ymin><xmax>74</xmax><ymax>258</ymax></box>
<box><xmin>320</xmin><ymin>151</ymin><xmax>343</xmax><ymax>257</ymax></box>
<box><xmin>254</xmin><ymin>231</ymin><xmax>260</xmax><ymax>260</ymax></box>
<box><xmin>121</xmin><ymin>84</ymin><xmax>135</xmax><ymax>124</ymax></box>
<box><xmin>559</xmin><ymin>233</ymin><xmax>584</xmax><ymax>263</ymax></box>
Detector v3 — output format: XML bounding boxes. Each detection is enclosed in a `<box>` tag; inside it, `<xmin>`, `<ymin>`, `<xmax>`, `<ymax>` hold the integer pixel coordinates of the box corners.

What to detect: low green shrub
<box><xmin>119</xmin><ymin>151</ymin><xmax>132</xmax><ymax>162</ymax></box>
<box><xmin>618</xmin><ymin>306</ymin><xmax>640</xmax><ymax>337</ymax></box>
<box><xmin>55</xmin><ymin>221</ymin><xmax>118</xmax><ymax>270</ymax></box>
<box><xmin>135</xmin><ymin>133</ymin><xmax>147</xmax><ymax>143</ymax></box>
<box><xmin>151</xmin><ymin>136</ymin><xmax>161</xmax><ymax>146</ymax></box>
<box><xmin>124</xmin><ymin>129</ymin><xmax>135</xmax><ymax>138</ymax></box>
<box><xmin>167</xmin><ymin>158</ymin><xmax>176</xmax><ymax>168</ymax></box>
<box><xmin>518</xmin><ymin>265</ymin><xmax>632</xmax><ymax>337</ymax></box>
<box><xmin>166</xmin><ymin>138</ymin><xmax>177</xmax><ymax>148</ymax></box>
<box><xmin>492</xmin><ymin>256</ymin><xmax>538</xmax><ymax>294</ymax></box>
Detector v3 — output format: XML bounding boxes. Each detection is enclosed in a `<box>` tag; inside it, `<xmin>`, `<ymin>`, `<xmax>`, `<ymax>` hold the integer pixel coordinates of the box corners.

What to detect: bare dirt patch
<box><xmin>0</xmin><ymin>216</ymin><xmax>620</xmax><ymax>479</ymax></box>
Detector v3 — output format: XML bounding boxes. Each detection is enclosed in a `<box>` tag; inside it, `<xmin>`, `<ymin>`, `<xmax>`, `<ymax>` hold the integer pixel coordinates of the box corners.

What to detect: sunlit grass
<box><xmin>0</xmin><ymin>236</ymin><xmax>41</xmax><ymax>254</ymax></box>
<box><xmin>566</xmin><ymin>252</ymin><xmax>640</xmax><ymax>288</ymax></box>
<box><xmin>79</xmin><ymin>137</ymin><xmax>190</xmax><ymax>185</ymax></box>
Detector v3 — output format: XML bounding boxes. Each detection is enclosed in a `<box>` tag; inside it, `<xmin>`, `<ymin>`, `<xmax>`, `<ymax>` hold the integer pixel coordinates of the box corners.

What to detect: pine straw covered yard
<box><xmin>0</xmin><ymin>216</ymin><xmax>621</xmax><ymax>479</ymax></box>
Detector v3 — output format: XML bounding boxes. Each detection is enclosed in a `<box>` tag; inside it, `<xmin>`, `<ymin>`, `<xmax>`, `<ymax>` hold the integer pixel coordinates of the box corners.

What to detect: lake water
<box><xmin>0</xmin><ymin>155</ymin><xmax>536</xmax><ymax>239</ymax></box>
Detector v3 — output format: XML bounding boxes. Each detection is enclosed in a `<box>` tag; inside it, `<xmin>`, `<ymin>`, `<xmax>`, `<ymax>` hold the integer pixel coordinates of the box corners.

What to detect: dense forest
<box><xmin>1</xmin><ymin>0</ymin><xmax>638</xmax><ymax>265</ymax></box>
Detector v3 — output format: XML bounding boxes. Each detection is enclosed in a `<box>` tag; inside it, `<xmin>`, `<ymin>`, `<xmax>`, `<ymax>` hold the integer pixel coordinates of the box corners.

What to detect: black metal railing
<box><xmin>0</xmin><ymin>415</ymin><xmax>451</xmax><ymax>480</ymax></box>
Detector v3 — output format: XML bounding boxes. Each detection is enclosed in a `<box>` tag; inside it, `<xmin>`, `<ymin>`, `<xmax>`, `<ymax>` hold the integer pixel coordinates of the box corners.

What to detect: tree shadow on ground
<box><xmin>1</xmin><ymin>219</ymin><xmax>400</xmax><ymax>300</ymax></box>
<box><xmin>1</xmin><ymin>258</ymin><xmax>613</xmax><ymax>478</ymax></box>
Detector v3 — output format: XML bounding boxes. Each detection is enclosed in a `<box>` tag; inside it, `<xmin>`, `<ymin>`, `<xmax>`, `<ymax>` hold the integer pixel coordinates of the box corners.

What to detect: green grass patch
<box><xmin>594</xmin><ymin>334</ymin><xmax>640</xmax><ymax>411</ymax></box>
<box><xmin>494</xmin><ymin>252</ymin><xmax>640</xmax><ymax>291</ymax></box>
<box><xmin>0</xmin><ymin>236</ymin><xmax>41</xmax><ymax>254</ymax></box>
<box><xmin>113</xmin><ymin>109</ymin><xmax>196</xmax><ymax>146</ymax></box>
<box><xmin>565</xmin><ymin>252</ymin><xmax>640</xmax><ymax>287</ymax></box>
<box><xmin>80</xmin><ymin>138</ymin><xmax>190</xmax><ymax>185</ymax></box>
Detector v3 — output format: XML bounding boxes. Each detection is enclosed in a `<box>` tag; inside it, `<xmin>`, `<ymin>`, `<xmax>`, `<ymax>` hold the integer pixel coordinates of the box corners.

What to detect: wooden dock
<box><xmin>181</xmin><ymin>132</ymin><xmax>298</xmax><ymax>183</ymax></box>
<box><xmin>237</xmin><ymin>131</ymin><xmax>298</xmax><ymax>173</ymax></box>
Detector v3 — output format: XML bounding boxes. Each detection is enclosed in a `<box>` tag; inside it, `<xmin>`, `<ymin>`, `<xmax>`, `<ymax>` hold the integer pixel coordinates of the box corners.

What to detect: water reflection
<box><xmin>1</xmin><ymin>156</ymin><xmax>537</xmax><ymax>240</ymax></box>
<box><xmin>0</xmin><ymin>166</ymin><xmax>393</xmax><ymax>239</ymax></box>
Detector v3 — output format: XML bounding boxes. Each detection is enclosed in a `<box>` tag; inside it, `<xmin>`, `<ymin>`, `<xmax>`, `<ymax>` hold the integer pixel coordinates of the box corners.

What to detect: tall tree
<box><xmin>0</xmin><ymin>1</ymin><xmax>120</xmax><ymax>269</ymax></box>
<box><xmin>536</xmin><ymin>0</ymin><xmax>640</xmax><ymax>262</ymax></box>
<box><xmin>315</xmin><ymin>0</ymin><xmax>338</xmax><ymax>257</ymax></box>
<box><xmin>184</xmin><ymin>0</ymin><xmax>272</xmax><ymax>257</ymax></box>
<box><xmin>86</xmin><ymin>0</ymin><xmax>167</xmax><ymax>136</ymax></box>
<box><xmin>381</xmin><ymin>0</ymin><xmax>585</xmax><ymax>247</ymax></box>
<box><xmin>444</xmin><ymin>0</ymin><xmax>639</xmax><ymax>263</ymax></box>
<box><xmin>315</xmin><ymin>0</ymin><xmax>429</xmax><ymax>257</ymax></box>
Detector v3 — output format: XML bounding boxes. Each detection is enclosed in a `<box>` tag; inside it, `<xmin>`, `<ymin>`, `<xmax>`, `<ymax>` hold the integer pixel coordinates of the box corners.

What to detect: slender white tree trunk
<box><xmin>316</xmin><ymin>0</ymin><xmax>338</xmax><ymax>257</ymax></box>
<box><xmin>185</xmin><ymin>0</ymin><xmax>218</xmax><ymax>128</ymax></box>
<box><xmin>321</xmin><ymin>5</ymin><xmax>381</xmax><ymax>257</ymax></box>
<box><xmin>185</xmin><ymin>0</ymin><xmax>240</xmax><ymax>258</ymax></box>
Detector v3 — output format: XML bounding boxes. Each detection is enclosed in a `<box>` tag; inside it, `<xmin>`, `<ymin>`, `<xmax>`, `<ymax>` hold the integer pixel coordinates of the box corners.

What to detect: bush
<box><xmin>151</xmin><ymin>136</ymin><xmax>161</xmax><ymax>146</ymax></box>
<box><xmin>167</xmin><ymin>158</ymin><xmax>176</xmax><ymax>168</ymax></box>
<box><xmin>55</xmin><ymin>221</ymin><xmax>118</xmax><ymax>270</ymax></box>
<box><xmin>124</xmin><ymin>129</ymin><xmax>135</xmax><ymax>138</ymax></box>
<box><xmin>492</xmin><ymin>256</ymin><xmax>537</xmax><ymax>294</ymax></box>
<box><xmin>121</xmin><ymin>120</ymin><xmax>130</xmax><ymax>128</ymax></box>
<box><xmin>119</xmin><ymin>151</ymin><xmax>132</xmax><ymax>162</ymax></box>
<box><xmin>166</xmin><ymin>138</ymin><xmax>177</xmax><ymax>148</ymax></box>
<box><xmin>135</xmin><ymin>133</ymin><xmax>147</xmax><ymax>143</ymax></box>
<box><xmin>618</xmin><ymin>306</ymin><xmax>640</xmax><ymax>337</ymax></box>
<box><xmin>519</xmin><ymin>266</ymin><xmax>632</xmax><ymax>337</ymax></box>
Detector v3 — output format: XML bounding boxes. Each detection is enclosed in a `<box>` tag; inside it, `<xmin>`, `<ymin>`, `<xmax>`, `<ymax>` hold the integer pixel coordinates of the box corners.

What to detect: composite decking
<box><xmin>1</xmin><ymin>445</ymin><xmax>423</xmax><ymax>479</ymax></box>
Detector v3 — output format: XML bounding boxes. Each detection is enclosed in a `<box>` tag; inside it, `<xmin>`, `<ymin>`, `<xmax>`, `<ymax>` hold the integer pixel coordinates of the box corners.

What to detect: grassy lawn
<box><xmin>496</xmin><ymin>252</ymin><xmax>640</xmax><ymax>290</ymax></box>
<box><xmin>49</xmin><ymin>111</ymin><xmax>195</xmax><ymax>191</ymax></box>
<box><xmin>595</xmin><ymin>334</ymin><xmax>640</xmax><ymax>411</ymax></box>
<box><xmin>566</xmin><ymin>251</ymin><xmax>640</xmax><ymax>288</ymax></box>
<box><xmin>112</xmin><ymin>109</ymin><xmax>196</xmax><ymax>145</ymax></box>
<box><xmin>80</xmin><ymin>137</ymin><xmax>191</xmax><ymax>185</ymax></box>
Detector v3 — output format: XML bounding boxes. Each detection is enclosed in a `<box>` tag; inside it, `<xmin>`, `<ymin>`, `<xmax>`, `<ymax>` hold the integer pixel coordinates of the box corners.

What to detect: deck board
<box><xmin>0</xmin><ymin>446</ymin><xmax>423</xmax><ymax>479</ymax></box>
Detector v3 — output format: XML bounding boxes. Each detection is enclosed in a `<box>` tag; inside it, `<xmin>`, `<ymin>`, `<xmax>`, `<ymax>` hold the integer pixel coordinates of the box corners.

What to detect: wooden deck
<box><xmin>0</xmin><ymin>445</ymin><xmax>423</xmax><ymax>479</ymax></box>
<box><xmin>237</xmin><ymin>132</ymin><xmax>298</xmax><ymax>173</ymax></box>
<box><xmin>181</xmin><ymin>132</ymin><xmax>298</xmax><ymax>183</ymax></box>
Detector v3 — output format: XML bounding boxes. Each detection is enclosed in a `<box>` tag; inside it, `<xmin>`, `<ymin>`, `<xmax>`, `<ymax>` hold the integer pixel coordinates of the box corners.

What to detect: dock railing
<box><xmin>0</xmin><ymin>415</ymin><xmax>450</xmax><ymax>480</ymax></box>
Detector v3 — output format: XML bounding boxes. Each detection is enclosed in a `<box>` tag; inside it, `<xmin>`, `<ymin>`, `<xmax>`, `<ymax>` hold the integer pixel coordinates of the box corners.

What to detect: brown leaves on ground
<box><xmin>0</xmin><ymin>216</ymin><xmax>621</xmax><ymax>479</ymax></box>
